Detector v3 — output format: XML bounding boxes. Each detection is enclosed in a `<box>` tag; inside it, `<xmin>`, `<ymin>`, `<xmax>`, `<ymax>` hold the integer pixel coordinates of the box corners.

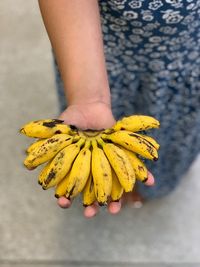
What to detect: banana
<box><xmin>133</xmin><ymin>133</ymin><xmax>160</xmax><ymax>150</ymax></box>
<box><xmin>82</xmin><ymin>173</ymin><xmax>96</xmax><ymax>206</ymax></box>
<box><xmin>20</xmin><ymin>114</ymin><xmax>160</xmax><ymax>209</ymax></box>
<box><xmin>121</xmin><ymin>148</ymin><xmax>148</xmax><ymax>183</ymax></box>
<box><xmin>98</xmin><ymin>138</ymin><xmax>135</xmax><ymax>192</ymax></box>
<box><xmin>54</xmin><ymin>173</ymin><xmax>70</xmax><ymax>198</ymax></box>
<box><xmin>38</xmin><ymin>161</ymin><xmax>52</xmax><ymax>186</ymax></box>
<box><xmin>102</xmin><ymin>131</ymin><xmax>158</xmax><ymax>161</ymax></box>
<box><xmin>65</xmin><ymin>140</ymin><xmax>91</xmax><ymax>199</ymax></box>
<box><xmin>24</xmin><ymin>134</ymin><xmax>74</xmax><ymax>169</ymax></box>
<box><xmin>26</xmin><ymin>139</ymin><xmax>46</xmax><ymax>154</ymax></box>
<box><xmin>20</xmin><ymin>119</ymin><xmax>76</xmax><ymax>138</ymax></box>
<box><xmin>112</xmin><ymin>115</ymin><xmax>160</xmax><ymax>132</ymax></box>
<box><xmin>110</xmin><ymin>169</ymin><xmax>124</xmax><ymax>201</ymax></box>
<box><xmin>42</xmin><ymin>138</ymin><xmax>85</xmax><ymax>189</ymax></box>
<box><xmin>91</xmin><ymin>140</ymin><xmax>112</xmax><ymax>205</ymax></box>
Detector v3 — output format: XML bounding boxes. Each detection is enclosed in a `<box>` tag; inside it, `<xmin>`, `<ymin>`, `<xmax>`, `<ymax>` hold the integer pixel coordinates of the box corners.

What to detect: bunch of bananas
<box><xmin>20</xmin><ymin>115</ymin><xmax>160</xmax><ymax>206</ymax></box>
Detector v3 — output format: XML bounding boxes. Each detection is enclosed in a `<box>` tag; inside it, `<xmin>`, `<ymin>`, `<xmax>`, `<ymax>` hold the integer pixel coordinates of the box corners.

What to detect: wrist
<box><xmin>68</xmin><ymin>96</ymin><xmax>111</xmax><ymax>108</ymax></box>
<box><xmin>66</xmin><ymin>85</ymin><xmax>111</xmax><ymax>108</ymax></box>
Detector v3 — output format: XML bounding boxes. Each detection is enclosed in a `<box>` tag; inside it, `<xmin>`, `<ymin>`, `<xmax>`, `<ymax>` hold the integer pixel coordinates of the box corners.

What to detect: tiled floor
<box><xmin>0</xmin><ymin>1</ymin><xmax>200</xmax><ymax>266</ymax></box>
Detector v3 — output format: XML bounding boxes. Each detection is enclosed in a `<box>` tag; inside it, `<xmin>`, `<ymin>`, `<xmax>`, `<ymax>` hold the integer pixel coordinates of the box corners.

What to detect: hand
<box><xmin>57</xmin><ymin>102</ymin><xmax>155</xmax><ymax>218</ymax></box>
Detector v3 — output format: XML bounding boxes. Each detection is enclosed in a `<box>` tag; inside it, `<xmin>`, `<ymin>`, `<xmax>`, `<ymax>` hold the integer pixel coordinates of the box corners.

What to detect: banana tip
<box><xmin>156</xmin><ymin>121</ymin><xmax>160</xmax><ymax>128</ymax></box>
<box><xmin>98</xmin><ymin>202</ymin><xmax>107</xmax><ymax>207</ymax></box>
<box><xmin>20</xmin><ymin>128</ymin><xmax>26</xmax><ymax>134</ymax></box>
<box><xmin>142</xmin><ymin>177</ymin><xmax>148</xmax><ymax>183</ymax></box>
<box><xmin>23</xmin><ymin>163</ymin><xmax>36</xmax><ymax>171</ymax></box>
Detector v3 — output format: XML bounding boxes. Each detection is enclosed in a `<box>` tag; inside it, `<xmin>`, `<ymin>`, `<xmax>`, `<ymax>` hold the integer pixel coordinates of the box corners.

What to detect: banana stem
<box><xmin>101</xmin><ymin>133</ymin><xmax>110</xmax><ymax>142</ymax></box>
<box><xmin>84</xmin><ymin>140</ymin><xmax>91</xmax><ymax>149</ymax></box>
<box><xmin>96</xmin><ymin>137</ymin><xmax>105</xmax><ymax>148</ymax></box>
<box><xmin>76</xmin><ymin>137</ymin><xmax>86</xmax><ymax>147</ymax></box>
<box><xmin>91</xmin><ymin>139</ymin><xmax>98</xmax><ymax>149</ymax></box>
<box><xmin>72</xmin><ymin>135</ymin><xmax>81</xmax><ymax>143</ymax></box>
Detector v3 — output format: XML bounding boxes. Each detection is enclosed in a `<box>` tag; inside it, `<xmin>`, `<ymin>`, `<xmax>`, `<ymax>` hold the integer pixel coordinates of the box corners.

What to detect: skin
<box><xmin>57</xmin><ymin>103</ymin><xmax>155</xmax><ymax>218</ymax></box>
<box><xmin>38</xmin><ymin>0</ymin><xmax>110</xmax><ymax>106</ymax></box>
<box><xmin>38</xmin><ymin>1</ymin><xmax>155</xmax><ymax>218</ymax></box>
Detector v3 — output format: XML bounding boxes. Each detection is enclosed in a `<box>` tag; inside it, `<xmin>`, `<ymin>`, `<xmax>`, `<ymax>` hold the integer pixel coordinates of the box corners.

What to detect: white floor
<box><xmin>0</xmin><ymin>1</ymin><xmax>200</xmax><ymax>266</ymax></box>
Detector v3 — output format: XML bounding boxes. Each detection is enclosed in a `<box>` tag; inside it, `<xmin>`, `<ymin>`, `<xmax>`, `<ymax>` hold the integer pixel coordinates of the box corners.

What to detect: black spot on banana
<box><xmin>42</xmin><ymin>119</ymin><xmax>64</xmax><ymax>128</ymax></box>
<box><xmin>20</xmin><ymin>119</ymin><xmax>76</xmax><ymax>138</ymax></box>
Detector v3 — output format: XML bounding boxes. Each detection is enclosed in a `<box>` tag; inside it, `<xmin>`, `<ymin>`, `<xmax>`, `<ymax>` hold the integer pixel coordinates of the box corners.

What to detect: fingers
<box><xmin>57</xmin><ymin>197</ymin><xmax>99</xmax><ymax>218</ymax></box>
<box><xmin>57</xmin><ymin>196</ymin><xmax>71</xmax><ymax>208</ymax></box>
<box><xmin>108</xmin><ymin>200</ymin><xmax>122</xmax><ymax>214</ymax></box>
<box><xmin>84</xmin><ymin>203</ymin><xmax>99</xmax><ymax>218</ymax></box>
<box><xmin>57</xmin><ymin>196</ymin><xmax>121</xmax><ymax>217</ymax></box>
<box><xmin>84</xmin><ymin>201</ymin><xmax>121</xmax><ymax>218</ymax></box>
<box><xmin>107</xmin><ymin>171</ymin><xmax>155</xmax><ymax>213</ymax></box>
<box><xmin>58</xmin><ymin>108</ymin><xmax>87</xmax><ymax>129</ymax></box>
<box><xmin>144</xmin><ymin>171</ymin><xmax>155</xmax><ymax>186</ymax></box>
<box><xmin>57</xmin><ymin>170</ymin><xmax>155</xmax><ymax>217</ymax></box>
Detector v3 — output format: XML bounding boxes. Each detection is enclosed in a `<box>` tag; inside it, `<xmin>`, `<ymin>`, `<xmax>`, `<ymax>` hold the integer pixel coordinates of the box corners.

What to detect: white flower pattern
<box><xmin>54</xmin><ymin>0</ymin><xmax>200</xmax><ymax>199</ymax></box>
<box><xmin>162</xmin><ymin>10</ymin><xmax>183</xmax><ymax>24</ymax></box>
<box><xmin>148</xmin><ymin>0</ymin><xmax>163</xmax><ymax>10</ymax></box>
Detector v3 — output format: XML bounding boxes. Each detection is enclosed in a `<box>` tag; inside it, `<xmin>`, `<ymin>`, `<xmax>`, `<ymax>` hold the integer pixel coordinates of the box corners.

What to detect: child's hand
<box><xmin>57</xmin><ymin>102</ymin><xmax>155</xmax><ymax>218</ymax></box>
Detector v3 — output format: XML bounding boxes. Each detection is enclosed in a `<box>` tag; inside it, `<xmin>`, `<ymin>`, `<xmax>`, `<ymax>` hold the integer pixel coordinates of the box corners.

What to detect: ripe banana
<box><xmin>54</xmin><ymin>173</ymin><xmax>70</xmax><ymax>198</ymax></box>
<box><xmin>65</xmin><ymin>141</ymin><xmax>91</xmax><ymax>199</ymax></box>
<box><xmin>112</xmin><ymin>115</ymin><xmax>160</xmax><ymax>132</ymax></box>
<box><xmin>110</xmin><ymin>170</ymin><xmax>124</xmax><ymax>201</ymax></box>
<box><xmin>82</xmin><ymin>173</ymin><xmax>96</xmax><ymax>206</ymax></box>
<box><xmin>26</xmin><ymin>139</ymin><xmax>46</xmax><ymax>154</ymax></box>
<box><xmin>24</xmin><ymin>134</ymin><xmax>74</xmax><ymax>169</ymax></box>
<box><xmin>98</xmin><ymin>138</ymin><xmax>135</xmax><ymax>192</ymax></box>
<box><xmin>102</xmin><ymin>131</ymin><xmax>158</xmax><ymax>161</ymax></box>
<box><xmin>42</xmin><ymin>138</ymin><xmax>85</xmax><ymax>189</ymax></box>
<box><xmin>20</xmin><ymin>114</ymin><xmax>160</xmax><ymax>210</ymax></box>
<box><xmin>20</xmin><ymin>119</ymin><xmax>75</xmax><ymax>138</ymax></box>
<box><xmin>91</xmin><ymin>140</ymin><xmax>112</xmax><ymax>205</ymax></box>
<box><xmin>121</xmin><ymin>148</ymin><xmax>148</xmax><ymax>183</ymax></box>
<box><xmin>133</xmin><ymin>133</ymin><xmax>160</xmax><ymax>150</ymax></box>
<box><xmin>38</xmin><ymin>161</ymin><xmax>52</xmax><ymax>186</ymax></box>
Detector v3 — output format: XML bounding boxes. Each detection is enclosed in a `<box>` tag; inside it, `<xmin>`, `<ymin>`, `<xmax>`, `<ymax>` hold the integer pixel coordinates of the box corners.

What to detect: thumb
<box><xmin>58</xmin><ymin>108</ymin><xmax>88</xmax><ymax>130</ymax></box>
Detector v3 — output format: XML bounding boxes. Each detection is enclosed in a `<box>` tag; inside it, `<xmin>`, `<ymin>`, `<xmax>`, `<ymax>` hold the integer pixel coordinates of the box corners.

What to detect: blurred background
<box><xmin>0</xmin><ymin>1</ymin><xmax>200</xmax><ymax>266</ymax></box>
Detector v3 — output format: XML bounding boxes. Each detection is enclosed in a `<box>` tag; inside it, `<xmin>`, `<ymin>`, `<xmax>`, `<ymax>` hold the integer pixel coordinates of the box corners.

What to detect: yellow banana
<box><xmin>65</xmin><ymin>141</ymin><xmax>91</xmax><ymax>199</ymax></box>
<box><xmin>98</xmin><ymin>138</ymin><xmax>135</xmax><ymax>192</ymax></box>
<box><xmin>24</xmin><ymin>134</ymin><xmax>74</xmax><ymax>169</ymax></box>
<box><xmin>26</xmin><ymin>139</ymin><xmax>46</xmax><ymax>154</ymax></box>
<box><xmin>133</xmin><ymin>133</ymin><xmax>160</xmax><ymax>150</ymax></box>
<box><xmin>20</xmin><ymin>119</ymin><xmax>75</xmax><ymax>138</ymax></box>
<box><xmin>121</xmin><ymin>148</ymin><xmax>148</xmax><ymax>183</ymax></box>
<box><xmin>91</xmin><ymin>140</ymin><xmax>112</xmax><ymax>205</ymax></box>
<box><xmin>38</xmin><ymin>161</ymin><xmax>52</xmax><ymax>186</ymax></box>
<box><xmin>82</xmin><ymin>173</ymin><xmax>96</xmax><ymax>206</ymax></box>
<box><xmin>112</xmin><ymin>115</ymin><xmax>160</xmax><ymax>132</ymax></box>
<box><xmin>102</xmin><ymin>131</ymin><xmax>158</xmax><ymax>161</ymax></box>
<box><xmin>54</xmin><ymin>173</ymin><xmax>70</xmax><ymax>198</ymax></box>
<box><xmin>110</xmin><ymin>170</ymin><xmax>124</xmax><ymax>201</ymax></box>
<box><xmin>42</xmin><ymin>138</ymin><xmax>85</xmax><ymax>189</ymax></box>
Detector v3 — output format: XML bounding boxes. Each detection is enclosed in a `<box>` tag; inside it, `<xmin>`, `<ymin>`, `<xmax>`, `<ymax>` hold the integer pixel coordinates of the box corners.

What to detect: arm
<box><xmin>38</xmin><ymin>1</ymin><xmax>155</xmax><ymax>217</ymax></box>
<box><xmin>38</xmin><ymin>0</ymin><xmax>111</xmax><ymax>107</ymax></box>
<box><xmin>38</xmin><ymin>0</ymin><xmax>118</xmax><ymax>217</ymax></box>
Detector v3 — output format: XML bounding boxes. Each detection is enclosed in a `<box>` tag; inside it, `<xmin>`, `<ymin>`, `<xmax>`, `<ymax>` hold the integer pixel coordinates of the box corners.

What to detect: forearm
<box><xmin>38</xmin><ymin>0</ymin><xmax>111</xmax><ymax>106</ymax></box>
